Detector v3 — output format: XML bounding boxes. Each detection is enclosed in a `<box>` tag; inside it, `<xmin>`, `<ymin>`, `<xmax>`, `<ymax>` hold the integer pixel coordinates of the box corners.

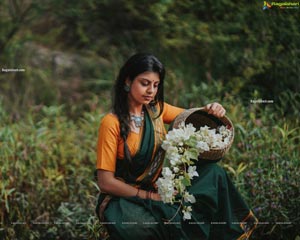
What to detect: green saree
<box><xmin>96</xmin><ymin>106</ymin><xmax>257</xmax><ymax>240</ymax></box>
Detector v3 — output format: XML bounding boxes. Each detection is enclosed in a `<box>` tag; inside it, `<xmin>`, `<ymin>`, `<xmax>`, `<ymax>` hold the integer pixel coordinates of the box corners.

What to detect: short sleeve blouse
<box><xmin>96</xmin><ymin>103</ymin><xmax>184</xmax><ymax>172</ymax></box>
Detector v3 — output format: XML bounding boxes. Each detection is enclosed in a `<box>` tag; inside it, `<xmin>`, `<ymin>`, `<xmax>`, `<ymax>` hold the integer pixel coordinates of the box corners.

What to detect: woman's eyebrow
<box><xmin>140</xmin><ymin>78</ymin><xmax>160</xmax><ymax>83</ymax></box>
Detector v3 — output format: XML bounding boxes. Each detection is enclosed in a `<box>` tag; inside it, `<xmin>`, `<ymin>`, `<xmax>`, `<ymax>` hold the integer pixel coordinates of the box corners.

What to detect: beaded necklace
<box><xmin>130</xmin><ymin>111</ymin><xmax>144</xmax><ymax>128</ymax></box>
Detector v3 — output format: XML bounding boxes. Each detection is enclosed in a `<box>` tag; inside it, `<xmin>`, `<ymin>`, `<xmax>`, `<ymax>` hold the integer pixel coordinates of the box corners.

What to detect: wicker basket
<box><xmin>172</xmin><ymin>107</ymin><xmax>234</xmax><ymax>161</ymax></box>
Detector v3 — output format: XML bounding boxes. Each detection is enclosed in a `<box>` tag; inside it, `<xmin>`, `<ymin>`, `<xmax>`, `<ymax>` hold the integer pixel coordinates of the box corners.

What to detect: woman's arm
<box><xmin>162</xmin><ymin>103</ymin><xmax>185</xmax><ymax>124</ymax></box>
<box><xmin>97</xmin><ymin>170</ymin><xmax>161</xmax><ymax>201</ymax></box>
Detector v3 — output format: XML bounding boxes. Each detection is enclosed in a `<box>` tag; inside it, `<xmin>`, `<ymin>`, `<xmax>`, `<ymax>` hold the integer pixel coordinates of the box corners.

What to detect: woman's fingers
<box><xmin>205</xmin><ymin>102</ymin><xmax>226</xmax><ymax>118</ymax></box>
<box><xmin>204</xmin><ymin>103</ymin><xmax>212</xmax><ymax>112</ymax></box>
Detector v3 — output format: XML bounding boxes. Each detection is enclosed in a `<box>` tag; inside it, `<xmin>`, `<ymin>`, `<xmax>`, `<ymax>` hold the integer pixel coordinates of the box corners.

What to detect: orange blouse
<box><xmin>96</xmin><ymin>103</ymin><xmax>184</xmax><ymax>172</ymax></box>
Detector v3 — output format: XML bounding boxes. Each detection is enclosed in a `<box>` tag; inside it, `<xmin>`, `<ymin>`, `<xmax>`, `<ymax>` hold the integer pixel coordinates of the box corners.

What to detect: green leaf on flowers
<box><xmin>183</xmin><ymin>148</ymin><xmax>199</xmax><ymax>161</ymax></box>
<box><xmin>162</xmin><ymin>157</ymin><xmax>171</xmax><ymax>168</ymax></box>
<box><xmin>185</xmin><ymin>136</ymin><xmax>198</xmax><ymax>148</ymax></box>
<box><xmin>181</xmin><ymin>175</ymin><xmax>191</xmax><ymax>187</ymax></box>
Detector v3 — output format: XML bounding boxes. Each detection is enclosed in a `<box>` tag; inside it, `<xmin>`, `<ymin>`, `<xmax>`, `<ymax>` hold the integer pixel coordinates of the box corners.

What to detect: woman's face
<box><xmin>126</xmin><ymin>71</ymin><xmax>160</xmax><ymax>107</ymax></box>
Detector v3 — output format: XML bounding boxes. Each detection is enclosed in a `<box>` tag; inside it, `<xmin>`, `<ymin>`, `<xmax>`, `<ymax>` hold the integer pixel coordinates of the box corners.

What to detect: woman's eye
<box><xmin>140</xmin><ymin>81</ymin><xmax>159</xmax><ymax>87</ymax></box>
<box><xmin>141</xmin><ymin>82</ymin><xmax>150</xmax><ymax>87</ymax></box>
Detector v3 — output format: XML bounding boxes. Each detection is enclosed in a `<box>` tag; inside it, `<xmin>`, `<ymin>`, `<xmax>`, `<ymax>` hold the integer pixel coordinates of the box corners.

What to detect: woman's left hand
<box><xmin>204</xmin><ymin>102</ymin><xmax>226</xmax><ymax>118</ymax></box>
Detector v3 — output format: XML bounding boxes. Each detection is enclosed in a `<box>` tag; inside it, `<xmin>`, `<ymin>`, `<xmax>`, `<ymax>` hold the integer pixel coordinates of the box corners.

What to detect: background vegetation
<box><xmin>0</xmin><ymin>0</ymin><xmax>299</xmax><ymax>239</ymax></box>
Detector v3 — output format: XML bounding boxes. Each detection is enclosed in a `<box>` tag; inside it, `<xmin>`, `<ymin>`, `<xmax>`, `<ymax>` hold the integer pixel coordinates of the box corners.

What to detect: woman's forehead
<box><xmin>135</xmin><ymin>71</ymin><xmax>160</xmax><ymax>82</ymax></box>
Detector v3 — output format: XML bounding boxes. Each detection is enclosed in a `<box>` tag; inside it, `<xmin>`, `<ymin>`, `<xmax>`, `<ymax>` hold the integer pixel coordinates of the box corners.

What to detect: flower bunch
<box><xmin>156</xmin><ymin>122</ymin><xmax>232</xmax><ymax>220</ymax></box>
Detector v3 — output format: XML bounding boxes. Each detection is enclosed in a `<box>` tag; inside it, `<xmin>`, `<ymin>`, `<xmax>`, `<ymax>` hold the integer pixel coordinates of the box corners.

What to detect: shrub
<box><xmin>0</xmin><ymin>103</ymin><xmax>104</xmax><ymax>239</ymax></box>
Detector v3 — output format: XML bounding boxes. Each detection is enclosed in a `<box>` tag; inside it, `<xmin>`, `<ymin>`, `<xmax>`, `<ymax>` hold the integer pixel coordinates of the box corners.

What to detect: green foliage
<box><xmin>0</xmin><ymin>0</ymin><xmax>299</xmax><ymax>115</ymax></box>
<box><xmin>220</xmin><ymin>91</ymin><xmax>300</xmax><ymax>239</ymax></box>
<box><xmin>0</xmin><ymin>103</ymin><xmax>104</xmax><ymax>239</ymax></box>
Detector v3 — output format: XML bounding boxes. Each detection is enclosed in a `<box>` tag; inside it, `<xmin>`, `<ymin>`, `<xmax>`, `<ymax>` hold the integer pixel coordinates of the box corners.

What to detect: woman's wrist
<box><xmin>142</xmin><ymin>190</ymin><xmax>151</xmax><ymax>199</ymax></box>
<box><xmin>135</xmin><ymin>188</ymin><xmax>140</xmax><ymax>198</ymax></box>
<box><xmin>135</xmin><ymin>189</ymin><xmax>146</xmax><ymax>199</ymax></box>
<box><xmin>135</xmin><ymin>189</ymin><xmax>160</xmax><ymax>201</ymax></box>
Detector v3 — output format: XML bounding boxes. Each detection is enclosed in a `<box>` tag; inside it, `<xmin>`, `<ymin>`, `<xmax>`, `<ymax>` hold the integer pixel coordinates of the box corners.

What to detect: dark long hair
<box><xmin>113</xmin><ymin>53</ymin><xmax>165</xmax><ymax>166</ymax></box>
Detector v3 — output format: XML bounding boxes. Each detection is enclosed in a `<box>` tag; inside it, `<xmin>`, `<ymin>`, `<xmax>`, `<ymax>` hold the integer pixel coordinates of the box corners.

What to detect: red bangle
<box><xmin>136</xmin><ymin>188</ymin><xmax>140</xmax><ymax>198</ymax></box>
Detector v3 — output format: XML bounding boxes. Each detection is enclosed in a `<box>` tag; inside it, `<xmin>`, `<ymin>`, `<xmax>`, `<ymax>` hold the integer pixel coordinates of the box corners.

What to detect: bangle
<box><xmin>136</xmin><ymin>188</ymin><xmax>140</xmax><ymax>198</ymax></box>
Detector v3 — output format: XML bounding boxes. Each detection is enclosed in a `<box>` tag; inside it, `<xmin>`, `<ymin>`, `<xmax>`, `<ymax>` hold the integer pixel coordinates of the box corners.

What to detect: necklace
<box><xmin>130</xmin><ymin>111</ymin><xmax>144</xmax><ymax>128</ymax></box>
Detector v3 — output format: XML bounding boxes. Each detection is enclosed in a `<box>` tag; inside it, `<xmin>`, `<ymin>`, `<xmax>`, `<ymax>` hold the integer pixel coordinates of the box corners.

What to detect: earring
<box><xmin>124</xmin><ymin>85</ymin><xmax>130</xmax><ymax>92</ymax></box>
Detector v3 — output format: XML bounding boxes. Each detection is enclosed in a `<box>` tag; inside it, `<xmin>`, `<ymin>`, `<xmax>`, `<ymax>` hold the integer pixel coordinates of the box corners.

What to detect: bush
<box><xmin>0</xmin><ymin>103</ymin><xmax>104</xmax><ymax>239</ymax></box>
<box><xmin>220</xmin><ymin>91</ymin><xmax>300</xmax><ymax>239</ymax></box>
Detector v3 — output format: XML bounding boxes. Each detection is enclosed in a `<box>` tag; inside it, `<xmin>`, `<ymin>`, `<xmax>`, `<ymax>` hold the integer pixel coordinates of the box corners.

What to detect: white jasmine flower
<box><xmin>165</xmin><ymin>128</ymin><xmax>185</xmax><ymax>143</ymax></box>
<box><xmin>169</xmin><ymin>151</ymin><xmax>181</xmax><ymax>166</ymax></box>
<box><xmin>196</xmin><ymin>141</ymin><xmax>209</xmax><ymax>152</ymax></box>
<box><xmin>187</xmin><ymin>166</ymin><xmax>199</xmax><ymax>179</ymax></box>
<box><xmin>166</xmin><ymin>146</ymin><xmax>178</xmax><ymax>155</ymax></box>
<box><xmin>182</xmin><ymin>206</ymin><xmax>193</xmax><ymax>220</ymax></box>
<box><xmin>218</xmin><ymin>125</ymin><xmax>226</xmax><ymax>133</ymax></box>
<box><xmin>223</xmin><ymin>137</ymin><xmax>230</xmax><ymax>145</ymax></box>
<box><xmin>199</xmin><ymin>125</ymin><xmax>210</xmax><ymax>137</ymax></box>
<box><xmin>183</xmin><ymin>192</ymin><xmax>196</xmax><ymax>203</ymax></box>
<box><xmin>161</xmin><ymin>140</ymin><xmax>172</xmax><ymax>151</ymax></box>
<box><xmin>162</xmin><ymin>167</ymin><xmax>174</xmax><ymax>179</ymax></box>
<box><xmin>156</xmin><ymin>175</ymin><xmax>175</xmax><ymax>203</ymax></box>
<box><xmin>182</xmin><ymin>123</ymin><xmax>196</xmax><ymax>140</ymax></box>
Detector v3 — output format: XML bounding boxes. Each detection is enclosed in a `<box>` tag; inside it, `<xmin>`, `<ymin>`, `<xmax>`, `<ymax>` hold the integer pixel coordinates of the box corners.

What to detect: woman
<box><xmin>95</xmin><ymin>53</ymin><xmax>257</xmax><ymax>240</ymax></box>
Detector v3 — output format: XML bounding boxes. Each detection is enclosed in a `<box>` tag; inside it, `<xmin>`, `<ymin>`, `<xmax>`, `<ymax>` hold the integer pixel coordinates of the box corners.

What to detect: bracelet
<box><xmin>136</xmin><ymin>188</ymin><xmax>140</xmax><ymax>198</ymax></box>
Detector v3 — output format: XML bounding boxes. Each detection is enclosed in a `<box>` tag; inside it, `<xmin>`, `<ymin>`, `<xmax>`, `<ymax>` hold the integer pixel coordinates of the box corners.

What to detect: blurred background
<box><xmin>0</xmin><ymin>0</ymin><xmax>299</xmax><ymax>239</ymax></box>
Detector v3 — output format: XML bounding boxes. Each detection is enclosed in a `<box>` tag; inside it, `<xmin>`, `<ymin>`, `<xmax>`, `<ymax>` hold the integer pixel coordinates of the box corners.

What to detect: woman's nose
<box><xmin>147</xmin><ymin>85</ymin><xmax>154</xmax><ymax>93</ymax></box>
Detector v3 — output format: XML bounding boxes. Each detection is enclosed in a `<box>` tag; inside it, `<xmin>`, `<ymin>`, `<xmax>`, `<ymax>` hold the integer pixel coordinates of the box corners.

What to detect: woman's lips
<box><xmin>143</xmin><ymin>96</ymin><xmax>153</xmax><ymax>101</ymax></box>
